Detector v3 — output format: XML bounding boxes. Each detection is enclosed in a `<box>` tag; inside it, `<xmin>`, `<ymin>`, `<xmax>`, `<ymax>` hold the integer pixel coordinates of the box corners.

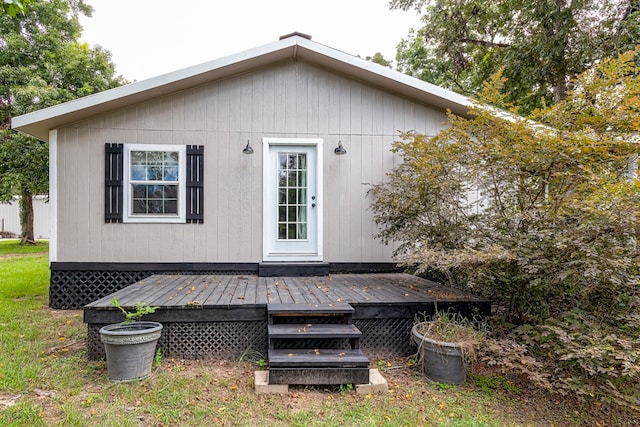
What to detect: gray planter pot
<box><xmin>411</xmin><ymin>322</ymin><xmax>466</xmax><ymax>385</ymax></box>
<box><xmin>99</xmin><ymin>321</ymin><xmax>163</xmax><ymax>382</ymax></box>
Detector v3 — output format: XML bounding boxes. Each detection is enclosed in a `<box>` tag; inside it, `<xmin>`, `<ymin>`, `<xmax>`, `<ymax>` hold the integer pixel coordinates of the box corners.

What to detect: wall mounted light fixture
<box><xmin>242</xmin><ymin>140</ymin><xmax>254</xmax><ymax>155</ymax></box>
<box><xmin>334</xmin><ymin>140</ymin><xmax>347</xmax><ymax>155</ymax></box>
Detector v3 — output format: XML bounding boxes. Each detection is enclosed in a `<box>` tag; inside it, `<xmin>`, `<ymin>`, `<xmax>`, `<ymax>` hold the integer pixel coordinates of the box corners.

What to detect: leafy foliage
<box><xmin>370</xmin><ymin>48</ymin><xmax>640</xmax><ymax>408</ymax></box>
<box><xmin>110</xmin><ymin>297</ymin><xmax>158</xmax><ymax>324</ymax></box>
<box><xmin>0</xmin><ymin>0</ymin><xmax>125</xmax><ymax>242</ymax></box>
<box><xmin>391</xmin><ymin>0</ymin><xmax>640</xmax><ymax>113</ymax></box>
<box><xmin>0</xmin><ymin>0</ymin><xmax>32</xmax><ymax>16</ymax></box>
<box><xmin>365</xmin><ymin>52</ymin><xmax>393</xmax><ymax>68</ymax></box>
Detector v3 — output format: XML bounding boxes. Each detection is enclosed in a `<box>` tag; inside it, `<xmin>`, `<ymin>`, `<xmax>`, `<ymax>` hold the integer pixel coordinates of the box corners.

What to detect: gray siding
<box><xmin>54</xmin><ymin>60</ymin><xmax>449</xmax><ymax>263</ymax></box>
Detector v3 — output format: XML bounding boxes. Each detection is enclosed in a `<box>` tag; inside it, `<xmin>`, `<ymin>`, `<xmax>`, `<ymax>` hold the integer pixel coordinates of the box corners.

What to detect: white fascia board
<box><xmin>12</xmin><ymin>37</ymin><xmax>300</xmax><ymax>142</ymax></box>
<box><xmin>293</xmin><ymin>37</ymin><xmax>473</xmax><ymax>116</ymax></box>
<box><xmin>12</xmin><ymin>34</ymin><xmax>474</xmax><ymax>141</ymax></box>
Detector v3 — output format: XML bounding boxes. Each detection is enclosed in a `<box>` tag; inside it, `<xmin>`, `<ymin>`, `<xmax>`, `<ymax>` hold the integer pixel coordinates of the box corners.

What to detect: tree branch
<box><xmin>460</xmin><ymin>38</ymin><xmax>510</xmax><ymax>48</ymax></box>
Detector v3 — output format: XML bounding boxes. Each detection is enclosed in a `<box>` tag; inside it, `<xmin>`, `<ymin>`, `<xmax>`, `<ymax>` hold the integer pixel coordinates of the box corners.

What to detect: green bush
<box><xmin>370</xmin><ymin>49</ymin><xmax>640</xmax><ymax>410</ymax></box>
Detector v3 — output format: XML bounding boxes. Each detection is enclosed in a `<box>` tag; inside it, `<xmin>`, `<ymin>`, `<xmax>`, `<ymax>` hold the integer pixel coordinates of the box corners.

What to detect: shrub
<box><xmin>370</xmin><ymin>49</ymin><xmax>640</xmax><ymax>409</ymax></box>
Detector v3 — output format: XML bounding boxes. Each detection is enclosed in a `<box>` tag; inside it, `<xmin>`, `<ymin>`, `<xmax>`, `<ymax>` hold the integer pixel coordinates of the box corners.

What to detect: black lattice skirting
<box><xmin>50</xmin><ymin>268</ymin><xmax>256</xmax><ymax>309</ymax></box>
<box><xmin>87</xmin><ymin>318</ymin><xmax>415</xmax><ymax>361</ymax></box>
<box><xmin>51</xmin><ymin>270</ymin><xmax>154</xmax><ymax>309</ymax></box>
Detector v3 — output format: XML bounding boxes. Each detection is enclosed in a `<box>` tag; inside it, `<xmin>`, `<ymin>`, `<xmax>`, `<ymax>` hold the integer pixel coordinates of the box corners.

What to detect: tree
<box><xmin>0</xmin><ymin>0</ymin><xmax>125</xmax><ymax>243</ymax></box>
<box><xmin>391</xmin><ymin>0</ymin><xmax>640</xmax><ymax>113</ymax></box>
<box><xmin>369</xmin><ymin>48</ymin><xmax>640</xmax><ymax>407</ymax></box>
<box><xmin>1</xmin><ymin>0</ymin><xmax>32</xmax><ymax>16</ymax></box>
<box><xmin>365</xmin><ymin>52</ymin><xmax>393</xmax><ymax>68</ymax></box>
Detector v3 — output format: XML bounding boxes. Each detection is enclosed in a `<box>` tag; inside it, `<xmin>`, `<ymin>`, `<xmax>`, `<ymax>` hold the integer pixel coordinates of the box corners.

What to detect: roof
<box><xmin>12</xmin><ymin>33</ymin><xmax>472</xmax><ymax>142</ymax></box>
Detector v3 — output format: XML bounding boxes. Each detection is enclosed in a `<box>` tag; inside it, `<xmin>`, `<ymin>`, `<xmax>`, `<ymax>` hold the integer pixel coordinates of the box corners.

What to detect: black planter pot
<box><xmin>99</xmin><ymin>321</ymin><xmax>163</xmax><ymax>382</ymax></box>
<box><xmin>411</xmin><ymin>322</ymin><xmax>467</xmax><ymax>385</ymax></box>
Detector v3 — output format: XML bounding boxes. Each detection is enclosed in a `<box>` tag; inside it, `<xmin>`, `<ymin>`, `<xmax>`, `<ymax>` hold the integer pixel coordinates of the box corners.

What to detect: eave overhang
<box><xmin>12</xmin><ymin>35</ymin><xmax>472</xmax><ymax>142</ymax></box>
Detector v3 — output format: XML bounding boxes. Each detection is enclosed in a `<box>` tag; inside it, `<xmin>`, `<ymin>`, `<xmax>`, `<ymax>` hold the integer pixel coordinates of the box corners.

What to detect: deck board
<box><xmin>211</xmin><ymin>275</ymin><xmax>235</xmax><ymax>306</ymax></box>
<box><xmin>155</xmin><ymin>275</ymin><xmax>200</xmax><ymax>306</ymax></box>
<box><xmin>86</xmin><ymin>273</ymin><xmax>486</xmax><ymax>311</ymax></box>
<box><xmin>195</xmin><ymin>276</ymin><xmax>230</xmax><ymax>305</ymax></box>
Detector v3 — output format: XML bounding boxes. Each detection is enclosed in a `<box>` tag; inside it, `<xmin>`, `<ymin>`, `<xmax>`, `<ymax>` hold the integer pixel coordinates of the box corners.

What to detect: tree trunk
<box><xmin>554</xmin><ymin>76</ymin><xmax>567</xmax><ymax>103</ymax></box>
<box><xmin>19</xmin><ymin>187</ymin><xmax>35</xmax><ymax>244</ymax></box>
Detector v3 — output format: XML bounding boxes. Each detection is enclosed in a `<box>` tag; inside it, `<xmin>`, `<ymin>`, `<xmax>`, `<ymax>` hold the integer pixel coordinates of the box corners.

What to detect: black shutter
<box><xmin>105</xmin><ymin>143</ymin><xmax>124</xmax><ymax>223</ymax></box>
<box><xmin>186</xmin><ymin>145</ymin><xmax>204</xmax><ymax>223</ymax></box>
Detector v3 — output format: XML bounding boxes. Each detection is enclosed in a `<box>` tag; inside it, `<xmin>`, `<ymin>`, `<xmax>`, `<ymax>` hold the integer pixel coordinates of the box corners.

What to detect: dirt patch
<box><xmin>0</xmin><ymin>394</ymin><xmax>22</xmax><ymax>409</ymax></box>
<box><xmin>0</xmin><ymin>252</ymin><xmax>48</xmax><ymax>259</ymax></box>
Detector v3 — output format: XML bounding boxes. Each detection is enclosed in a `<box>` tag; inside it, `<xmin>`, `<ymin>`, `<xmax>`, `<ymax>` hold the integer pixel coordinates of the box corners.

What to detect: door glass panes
<box><xmin>130</xmin><ymin>151</ymin><xmax>180</xmax><ymax>215</ymax></box>
<box><xmin>277</xmin><ymin>152</ymin><xmax>308</xmax><ymax>240</ymax></box>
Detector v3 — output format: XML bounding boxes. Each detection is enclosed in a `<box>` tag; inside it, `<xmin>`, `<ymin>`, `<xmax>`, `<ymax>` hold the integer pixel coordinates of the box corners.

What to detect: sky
<box><xmin>78</xmin><ymin>0</ymin><xmax>423</xmax><ymax>82</ymax></box>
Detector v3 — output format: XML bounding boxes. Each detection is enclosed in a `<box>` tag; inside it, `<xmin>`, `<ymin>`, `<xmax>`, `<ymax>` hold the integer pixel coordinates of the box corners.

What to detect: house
<box><xmin>12</xmin><ymin>32</ymin><xmax>472</xmax><ymax>310</ymax></box>
<box><xmin>0</xmin><ymin>195</ymin><xmax>50</xmax><ymax>239</ymax></box>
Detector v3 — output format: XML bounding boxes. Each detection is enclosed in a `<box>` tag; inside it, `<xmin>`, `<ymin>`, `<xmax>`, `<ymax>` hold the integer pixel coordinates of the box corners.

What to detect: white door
<box><xmin>263</xmin><ymin>139</ymin><xmax>323</xmax><ymax>261</ymax></box>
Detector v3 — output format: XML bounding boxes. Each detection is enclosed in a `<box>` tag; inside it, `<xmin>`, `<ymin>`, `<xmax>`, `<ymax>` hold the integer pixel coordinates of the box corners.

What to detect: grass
<box><xmin>0</xmin><ymin>242</ymin><xmax>616</xmax><ymax>426</ymax></box>
<box><xmin>0</xmin><ymin>239</ymin><xmax>49</xmax><ymax>256</ymax></box>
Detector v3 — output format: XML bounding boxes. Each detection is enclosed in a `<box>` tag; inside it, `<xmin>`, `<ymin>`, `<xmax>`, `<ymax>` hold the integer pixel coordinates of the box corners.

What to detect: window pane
<box><xmin>147</xmin><ymin>200</ymin><xmax>163</xmax><ymax>213</ymax></box>
<box><xmin>164</xmin><ymin>200</ymin><xmax>177</xmax><ymax>214</ymax></box>
<box><xmin>297</xmin><ymin>223</ymin><xmax>307</xmax><ymax>239</ymax></box>
<box><xmin>148</xmin><ymin>185</ymin><xmax>163</xmax><ymax>198</ymax></box>
<box><xmin>130</xmin><ymin>183</ymin><xmax>179</xmax><ymax>216</ymax></box>
<box><xmin>130</xmin><ymin>151</ymin><xmax>145</xmax><ymax>165</ymax></box>
<box><xmin>164</xmin><ymin>185</ymin><xmax>178</xmax><ymax>199</ymax></box>
<box><xmin>147</xmin><ymin>166</ymin><xmax>163</xmax><ymax>181</ymax></box>
<box><xmin>128</xmin><ymin>148</ymin><xmax>182</xmax><ymax>218</ymax></box>
<box><xmin>298</xmin><ymin>171</ymin><xmax>306</xmax><ymax>187</ymax></box>
<box><xmin>297</xmin><ymin>206</ymin><xmax>306</xmax><ymax>222</ymax></box>
<box><xmin>132</xmin><ymin>185</ymin><xmax>147</xmax><ymax>198</ymax></box>
<box><xmin>166</xmin><ymin>151</ymin><xmax>179</xmax><ymax>164</ymax></box>
<box><xmin>278</xmin><ymin>154</ymin><xmax>287</xmax><ymax>170</ymax></box>
<box><xmin>288</xmin><ymin>207</ymin><xmax>296</xmax><ymax>222</ymax></box>
<box><xmin>132</xmin><ymin>199</ymin><xmax>148</xmax><ymax>214</ymax></box>
<box><xmin>288</xmin><ymin>171</ymin><xmax>297</xmax><ymax>187</ymax></box>
<box><xmin>146</xmin><ymin>152</ymin><xmax>163</xmax><ymax>164</ymax></box>
<box><xmin>164</xmin><ymin>166</ymin><xmax>178</xmax><ymax>181</ymax></box>
<box><xmin>131</xmin><ymin>165</ymin><xmax>146</xmax><ymax>180</ymax></box>
<box><xmin>288</xmin><ymin>154</ymin><xmax>298</xmax><ymax>169</ymax></box>
<box><xmin>278</xmin><ymin>172</ymin><xmax>287</xmax><ymax>187</ymax></box>
<box><xmin>274</xmin><ymin>151</ymin><xmax>310</xmax><ymax>240</ymax></box>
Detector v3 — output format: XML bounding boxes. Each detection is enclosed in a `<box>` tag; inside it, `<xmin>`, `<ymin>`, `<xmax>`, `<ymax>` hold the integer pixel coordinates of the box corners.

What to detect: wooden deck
<box><xmin>84</xmin><ymin>273</ymin><xmax>488</xmax><ymax>323</ymax></box>
<box><xmin>84</xmin><ymin>273</ymin><xmax>490</xmax><ymax>360</ymax></box>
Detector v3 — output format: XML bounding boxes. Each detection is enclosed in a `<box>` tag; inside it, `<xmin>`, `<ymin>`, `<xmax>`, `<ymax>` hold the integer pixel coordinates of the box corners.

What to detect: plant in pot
<box><xmin>99</xmin><ymin>297</ymin><xmax>162</xmax><ymax>382</ymax></box>
<box><xmin>411</xmin><ymin>311</ymin><xmax>485</xmax><ymax>385</ymax></box>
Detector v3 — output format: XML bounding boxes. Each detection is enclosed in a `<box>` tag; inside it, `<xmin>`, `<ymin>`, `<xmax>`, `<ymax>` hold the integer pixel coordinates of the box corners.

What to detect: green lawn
<box><xmin>0</xmin><ymin>239</ymin><xmax>49</xmax><ymax>256</ymax></box>
<box><xmin>0</xmin><ymin>243</ymin><xmax>613</xmax><ymax>426</ymax></box>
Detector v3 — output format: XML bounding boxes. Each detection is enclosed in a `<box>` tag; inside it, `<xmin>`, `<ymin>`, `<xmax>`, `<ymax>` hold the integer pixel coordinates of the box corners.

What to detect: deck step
<box><xmin>268</xmin><ymin>302</ymin><xmax>354</xmax><ymax>317</ymax></box>
<box><xmin>266</xmin><ymin>302</ymin><xmax>370</xmax><ymax>386</ymax></box>
<box><xmin>268</xmin><ymin>324</ymin><xmax>361</xmax><ymax>340</ymax></box>
<box><xmin>268</xmin><ymin>349</ymin><xmax>369</xmax><ymax>368</ymax></box>
<box><xmin>268</xmin><ymin>367</ymin><xmax>370</xmax><ymax>385</ymax></box>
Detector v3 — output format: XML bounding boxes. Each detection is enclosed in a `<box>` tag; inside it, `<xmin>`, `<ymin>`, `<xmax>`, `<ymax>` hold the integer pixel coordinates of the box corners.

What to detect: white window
<box><xmin>122</xmin><ymin>144</ymin><xmax>186</xmax><ymax>223</ymax></box>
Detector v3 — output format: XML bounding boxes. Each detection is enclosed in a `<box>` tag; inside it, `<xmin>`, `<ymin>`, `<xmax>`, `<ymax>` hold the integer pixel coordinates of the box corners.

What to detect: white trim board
<box><xmin>49</xmin><ymin>129</ymin><xmax>58</xmax><ymax>262</ymax></box>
